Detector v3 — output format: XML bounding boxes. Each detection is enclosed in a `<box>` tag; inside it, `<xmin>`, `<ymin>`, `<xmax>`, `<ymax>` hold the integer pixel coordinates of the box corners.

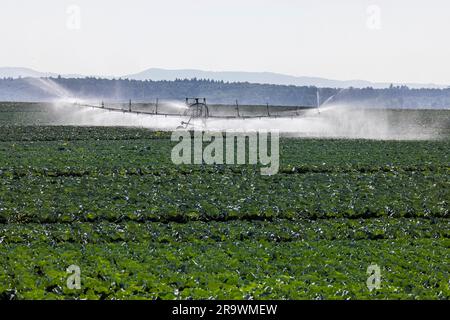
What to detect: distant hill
<box><xmin>124</xmin><ymin>68</ymin><xmax>448</xmax><ymax>89</ymax></box>
<box><xmin>1</xmin><ymin>67</ymin><xmax>448</xmax><ymax>89</ymax></box>
<box><xmin>0</xmin><ymin>67</ymin><xmax>84</xmax><ymax>80</ymax></box>
<box><xmin>0</xmin><ymin>67</ymin><xmax>56</xmax><ymax>79</ymax></box>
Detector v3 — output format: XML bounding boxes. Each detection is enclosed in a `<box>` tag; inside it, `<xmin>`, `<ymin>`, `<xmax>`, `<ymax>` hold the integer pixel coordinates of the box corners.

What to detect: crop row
<box><xmin>1</xmin><ymin>136</ymin><xmax>448</xmax><ymax>172</ymax></box>
<box><xmin>1</xmin><ymin>238</ymin><xmax>448</xmax><ymax>300</ymax></box>
<box><xmin>0</xmin><ymin>171</ymin><xmax>447</xmax><ymax>224</ymax></box>
<box><xmin>0</xmin><ymin>218</ymin><xmax>448</xmax><ymax>245</ymax></box>
<box><xmin>0</xmin><ymin>163</ymin><xmax>449</xmax><ymax>180</ymax></box>
<box><xmin>0</xmin><ymin>126</ymin><xmax>171</xmax><ymax>141</ymax></box>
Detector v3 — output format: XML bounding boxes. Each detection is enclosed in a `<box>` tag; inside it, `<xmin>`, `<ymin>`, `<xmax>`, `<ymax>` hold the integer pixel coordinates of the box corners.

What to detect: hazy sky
<box><xmin>1</xmin><ymin>0</ymin><xmax>449</xmax><ymax>84</ymax></box>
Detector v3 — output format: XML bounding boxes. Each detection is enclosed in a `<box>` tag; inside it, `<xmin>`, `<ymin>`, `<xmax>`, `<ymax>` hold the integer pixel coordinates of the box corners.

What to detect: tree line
<box><xmin>0</xmin><ymin>77</ymin><xmax>449</xmax><ymax>108</ymax></box>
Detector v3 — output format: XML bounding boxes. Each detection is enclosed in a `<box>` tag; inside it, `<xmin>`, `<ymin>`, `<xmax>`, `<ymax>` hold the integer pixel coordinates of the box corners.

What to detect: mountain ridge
<box><xmin>0</xmin><ymin>66</ymin><xmax>447</xmax><ymax>89</ymax></box>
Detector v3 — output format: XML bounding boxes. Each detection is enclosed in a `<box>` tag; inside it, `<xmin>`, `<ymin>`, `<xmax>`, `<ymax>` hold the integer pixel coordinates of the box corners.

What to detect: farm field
<box><xmin>0</xmin><ymin>103</ymin><xmax>449</xmax><ymax>300</ymax></box>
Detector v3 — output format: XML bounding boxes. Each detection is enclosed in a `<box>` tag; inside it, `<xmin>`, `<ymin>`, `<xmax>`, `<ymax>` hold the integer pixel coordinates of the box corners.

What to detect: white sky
<box><xmin>1</xmin><ymin>0</ymin><xmax>449</xmax><ymax>84</ymax></box>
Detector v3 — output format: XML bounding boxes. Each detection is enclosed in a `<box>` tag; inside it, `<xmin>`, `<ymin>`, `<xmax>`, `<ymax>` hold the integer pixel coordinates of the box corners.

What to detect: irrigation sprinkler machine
<box><xmin>74</xmin><ymin>90</ymin><xmax>330</xmax><ymax>130</ymax></box>
<box><xmin>178</xmin><ymin>98</ymin><xmax>210</xmax><ymax>129</ymax></box>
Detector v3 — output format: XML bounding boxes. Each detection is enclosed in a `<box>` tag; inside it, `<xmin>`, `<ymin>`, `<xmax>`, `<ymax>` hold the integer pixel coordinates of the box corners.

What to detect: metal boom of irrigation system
<box><xmin>74</xmin><ymin>89</ymin><xmax>327</xmax><ymax>129</ymax></box>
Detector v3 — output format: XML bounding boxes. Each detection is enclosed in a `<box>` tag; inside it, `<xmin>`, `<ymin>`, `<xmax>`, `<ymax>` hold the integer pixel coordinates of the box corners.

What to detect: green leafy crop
<box><xmin>0</xmin><ymin>104</ymin><xmax>449</xmax><ymax>300</ymax></box>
